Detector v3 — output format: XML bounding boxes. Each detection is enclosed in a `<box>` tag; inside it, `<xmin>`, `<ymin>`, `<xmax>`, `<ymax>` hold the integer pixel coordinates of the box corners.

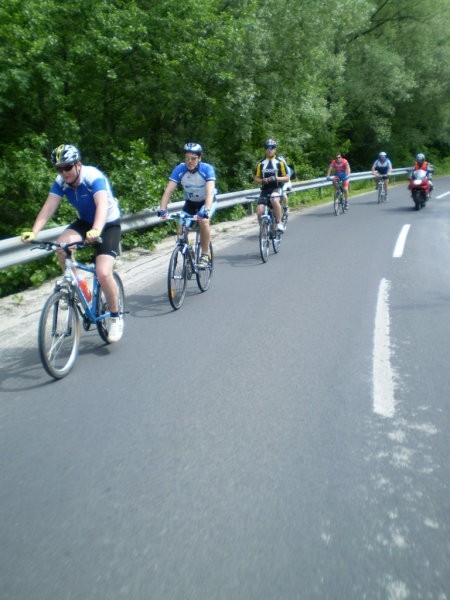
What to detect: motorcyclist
<box><xmin>413</xmin><ymin>153</ymin><xmax>434</xmax><ymax>191</ymax></box>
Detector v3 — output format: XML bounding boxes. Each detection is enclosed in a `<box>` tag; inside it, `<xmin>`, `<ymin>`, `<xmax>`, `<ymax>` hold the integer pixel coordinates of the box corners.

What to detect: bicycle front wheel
<box><xmin>96</xmin><ymin>271</ymin><xmax>126</xmax><ymax>343</ymax></box>
<box><xmin>196</xmin><ymin>241</ymin><xmax>214</xmax><ymax>292</ymax></box>
<box><xmin>38</xmin><ymin>290</ymin><xmax>80</xmax><ymax>379</ymax></box>
<box><xmin>282</xmin><ymin>206</ymin><xmax>289</xmax><ymax>231</ymax></box>
<box><xmin>377</xmin><ymin>184</ymin><xmax>383</xmax><ymax>204</ymax></box>
<box><xmin>259</xmin><ymin>219</ymin><xmax>270</xmax><ymax>262</ymax></box>
<box><xmin>168</xmin><ymin>246</ymin><xmax>187</xmax><ymax>309</ymax></box>
<box><xmin>272</xmin><ymin>225</ymin><xmax>281</xmax><ymax>253</ymax></box>
<box><xmin>334</xmin><ymin>190</ymin><xmax>344</xmax><ymax>215</ymax></box>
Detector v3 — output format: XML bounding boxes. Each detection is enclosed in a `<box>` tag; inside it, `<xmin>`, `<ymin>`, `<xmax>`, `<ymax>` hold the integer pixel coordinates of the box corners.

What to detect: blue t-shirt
<box><xmin>169</xmin><ymin>162</ymin><xmax>216</xmax><ymax>203</ymax></box>
<box><xmin>50</xmin><ymin>165</ymin><xmax>120</xmax><ymax>224</ymax></box>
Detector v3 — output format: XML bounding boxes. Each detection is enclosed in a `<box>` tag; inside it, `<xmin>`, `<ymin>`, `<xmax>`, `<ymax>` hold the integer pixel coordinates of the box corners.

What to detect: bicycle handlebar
<box><xmin>29</xmin><ymin>239</ymin><xmax>102</xmax><ymax>254</ymax></box>
<box><xmin>162</xmin><ymin>212</ymin><xmax>201</xmax><ymax>222</ymax></box>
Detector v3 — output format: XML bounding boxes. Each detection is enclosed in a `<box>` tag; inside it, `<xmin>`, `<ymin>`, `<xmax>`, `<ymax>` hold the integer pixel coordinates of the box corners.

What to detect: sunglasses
<box><xmin>185</xmin><ymin>156</ymin><xmax>199</xmax><ymax>162</ymax></box>
<box><xmin>265</xmin><ymin>145</ymin><xmax>276</xmax><ymax>150</ymax></box>
<box><xmin>56</xmin><ymin>164</ymin><xmax>75</xmax><ymax>173</ymax></box>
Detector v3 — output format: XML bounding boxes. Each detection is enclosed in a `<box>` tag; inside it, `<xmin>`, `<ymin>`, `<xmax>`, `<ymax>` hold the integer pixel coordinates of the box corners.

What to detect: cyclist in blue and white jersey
<box><xmin>254</xmin><ymin>139</ymin><xmax>290</xmax><ymax>232</ymax></box>
<box><xmin>371</xmin><ymin>151</ymin><xmax>393</xmax><ymax>198</ymax></box>
<box><xmin>158</xmin><ymin>142</ymin><xmax>217</xmax><ymax>268</ymax></box>
<box><xmin>21</xmin><ymin>144</ymin><xmax>123</xmax><ymax>342</ymax></box>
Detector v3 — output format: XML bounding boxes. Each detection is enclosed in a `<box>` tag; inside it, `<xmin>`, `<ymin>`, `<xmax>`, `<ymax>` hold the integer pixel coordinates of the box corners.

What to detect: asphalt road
<box><xmin>1</xmin><ymin>178</ymin><xmax>450</xmax><ymax>599</ymax></box>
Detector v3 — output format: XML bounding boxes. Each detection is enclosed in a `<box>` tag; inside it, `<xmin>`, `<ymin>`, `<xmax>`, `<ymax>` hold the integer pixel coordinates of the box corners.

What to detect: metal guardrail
<box><xmin>0</xmin><ymin>168</ymin><xmax>409</xmax><ymax>270</ymax></box>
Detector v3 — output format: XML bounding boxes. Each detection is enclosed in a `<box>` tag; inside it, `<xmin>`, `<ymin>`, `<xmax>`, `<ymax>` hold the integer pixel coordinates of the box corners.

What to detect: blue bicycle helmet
<box><xmin>183</xmin><ymin>142</ymin><xmax>203</xmax><ymax>156</ymax></box>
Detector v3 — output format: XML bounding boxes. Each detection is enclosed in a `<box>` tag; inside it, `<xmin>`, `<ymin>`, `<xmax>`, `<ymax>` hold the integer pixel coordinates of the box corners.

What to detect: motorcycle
<box><xmin>408</xmin><ymin>168</ymin><xmax>432</xmax><ymax>210</ymax></box>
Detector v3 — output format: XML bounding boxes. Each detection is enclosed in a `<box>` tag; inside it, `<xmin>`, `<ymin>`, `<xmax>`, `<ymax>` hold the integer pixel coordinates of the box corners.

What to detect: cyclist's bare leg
<box><xmin>56</xmin><ymin>228</ymin><xmax>82</xmax><ymax>272</ymax></box>
<box><xmin>270</xmin><ymin>194</ymin><xmax>283</xmax><ymax>224</ymax></box>
<box><xmin>256</xmin><ymin>203</ymin><xmax>266</xmax><ymax>224</ymax></box>
<box><xmin>96</xmin><ymin>254</ymin><xmax>119</xmax><ymax>313</ymax></box>
<box><xmin>198</xmin><ymin>219</ymin><xmax>211</xmax><ymax>255</ymax></box>
<box><xmin>342</xmin><ymin>182</ymin><xmax>349</xmax><ymax>202</ymax></box>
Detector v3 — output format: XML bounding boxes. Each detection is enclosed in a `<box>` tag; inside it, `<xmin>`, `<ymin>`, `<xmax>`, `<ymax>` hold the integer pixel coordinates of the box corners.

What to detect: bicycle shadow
<box><xmin>214</xmin><ymin>252</ymin><xmax>261</xmax><ymax>269</ymax></box>
<box><xmin>0</xmin><ymin>332</ymin><xmax>115</xmax><ymax>392</ymax></box>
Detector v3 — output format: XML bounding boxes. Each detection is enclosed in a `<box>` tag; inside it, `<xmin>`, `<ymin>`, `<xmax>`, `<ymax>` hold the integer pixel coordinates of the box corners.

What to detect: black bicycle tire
<box><xmin>96</xmin><ymin>271</ymin><xmax>126</xmax><ymax>342</ymax></box>
<box><xmin>167</xmin><ymin>245</ymin><xmax>187</xmax><ymax>309</ymax></box>
<box><xmin>272</xmin><ymin>226</ymin><xmax>281</xmax><ymax>253</ymax></box>
<box><xmin>38</xmin><ymin>290</ymin><xmax>80</xmax><ymax>379</ymax></box>
<box><xmin>259</xmin><ymin>219</ymin><xmax>270</xmax><ymax>262</ymax></box>
<box><xmin>282</xmin><ymin>206</ymin><xmax>289</xmax><ymax>231</ymax></box>
<box><xmin>196</xmin><ymin>240</ymin><xmax>214</xmax><ymax>292</ymax></box>
<box><xmin>334</xmin><ymin>189</ymin><xmax>341</xmax><ymax>215</ymax></box>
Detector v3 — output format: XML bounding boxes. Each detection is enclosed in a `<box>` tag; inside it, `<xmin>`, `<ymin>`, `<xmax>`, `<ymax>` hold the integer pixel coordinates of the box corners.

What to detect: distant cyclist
<box><xmin>158</xmin><ymin>142</ymin><xmax>217</xmax><ymax>269</ymax></box>
<box><xmin>277</xmin><ymin>155</ymin><xmax>295</xmax><ymax>213</ymax></box>
<box><xmin>371</xmin><ymin>151</ymin><xmax>393</xmax><ymax>199</ymax></box>
<box><xmin>326</xmin><ymin>153</ymin><xmax>351</xmax><ymax>209</ymax></box>
<box><xmin>21</xmin><ymin>144</ymin><xmax>123</xmax><ymax>342</ymax></box>
<box><xmin>254</xmin><ymin>139</ymin><xmax>290</xmax><ymax>232</ymax></box>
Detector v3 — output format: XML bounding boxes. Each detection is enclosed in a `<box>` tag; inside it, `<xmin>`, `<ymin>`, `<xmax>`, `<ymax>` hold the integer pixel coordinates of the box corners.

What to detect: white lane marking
<box><xmin>393</xmin><ymin>224</ymin><xmax>411</xmax><ymax>258</ymax></box>
<box><xmin>373</xmin><ymin>278</ymin><xmax>396</xmax><ymax>418</ymax></box>
<box><xmin>436</xmin><ymin>191</ymin><xmax>450</xmax><ymax>199</ymax></box>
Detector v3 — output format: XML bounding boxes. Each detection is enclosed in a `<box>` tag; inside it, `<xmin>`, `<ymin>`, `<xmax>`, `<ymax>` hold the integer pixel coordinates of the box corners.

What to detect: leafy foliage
<box><xmin>0</xmin><ymin>0</ymin><xmax>449</xmax><ymax>245</ymax></box>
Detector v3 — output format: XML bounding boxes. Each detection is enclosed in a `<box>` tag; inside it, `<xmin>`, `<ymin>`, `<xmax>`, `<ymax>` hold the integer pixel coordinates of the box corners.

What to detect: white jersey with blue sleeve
<box><xmin>169</xmin><ymin>162</ymin><xmax>216</xmax><ymax>204</ymax></box>
<box><xmin>50</xmin><ymin>165</ymin><xmax>120</xmax><ymax>224</ymax></box>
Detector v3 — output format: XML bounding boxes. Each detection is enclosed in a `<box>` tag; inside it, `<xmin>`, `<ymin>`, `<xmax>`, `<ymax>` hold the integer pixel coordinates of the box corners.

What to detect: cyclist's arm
<box><xmin>277</xmin><ymin>162</ymin><xmax>289</xmax><ymax>184</ymax></box>
<box><xmin>29</xmin><ymin>193</ymin><xmax>62</xmax><ymax>236</ymax></box>
<box><xmin>159</xmin><ymin>180</ymin><xmax>178</xmax><ymax>210</ymax></box>
<box><xmin>204</xmin><ymin>180</ymin><xmax>215</xmax><ymax>210</ymax></box>
<box><xmin>253</xmin><ymin>163</ymin><xmax>264</xmax><ymax>185</ymax></box>
<box><xmin>91</xmin><ymin>190</ymin><xmax>109</xmax><ymax>234</ymax></box>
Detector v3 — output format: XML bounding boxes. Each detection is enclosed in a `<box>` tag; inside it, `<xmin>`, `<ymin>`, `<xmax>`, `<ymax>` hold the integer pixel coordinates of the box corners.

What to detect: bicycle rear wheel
<box><xmin>168</xmin><ymin>245</ymin><xmax>187</xmax><ymax>309</ymax></box>
<box><xmin>97</xmin><ymin>271</ymin><xmax>126</xmax><ymax>342</ymax></box>
<box><xmin>259</xmin><ymin>218</ymin><xmax>270</xmax><ymax>262</ymax></box>
<box><xmin>196</xmin><ymin>240</ymin><xmax>214</xmax><ymax>292</ymax></box>
<box><xmin>38</xmin><ymin>290</ymin><xmax>80</xmax><ymax>379</ymax></box>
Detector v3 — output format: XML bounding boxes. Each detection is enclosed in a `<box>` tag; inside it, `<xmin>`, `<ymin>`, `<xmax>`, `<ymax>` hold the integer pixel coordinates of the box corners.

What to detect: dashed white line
<box><xmin>393</xmin><ymin>224</ymin><xmax>411</xmax><ymax>258</ymax></box>
<box><xmin>373</xmin><ymin>278</ymin><xmax>396</xmax><ymax>418</ymax></box>
<box><xmin>436</xmin><ymin>191</ymin><xmax>450</xmax><ymax>199</ymax></box>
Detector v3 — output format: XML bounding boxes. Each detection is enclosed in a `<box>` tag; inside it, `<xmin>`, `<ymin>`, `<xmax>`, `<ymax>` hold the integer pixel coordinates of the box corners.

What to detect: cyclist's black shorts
<box><xmin>67</xmin><ymin>218</ymin><xmax>121</xmax><ymax>258</ymax></box>
<box><xmin>257</xmin><ymin>187</ymin><xmax>282</xmax><ymax>206</ymax></box>
<box><xmin>182</xmin><ymin>199</ymin><xmax>218</xmax><ymax>218</ymax></box>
